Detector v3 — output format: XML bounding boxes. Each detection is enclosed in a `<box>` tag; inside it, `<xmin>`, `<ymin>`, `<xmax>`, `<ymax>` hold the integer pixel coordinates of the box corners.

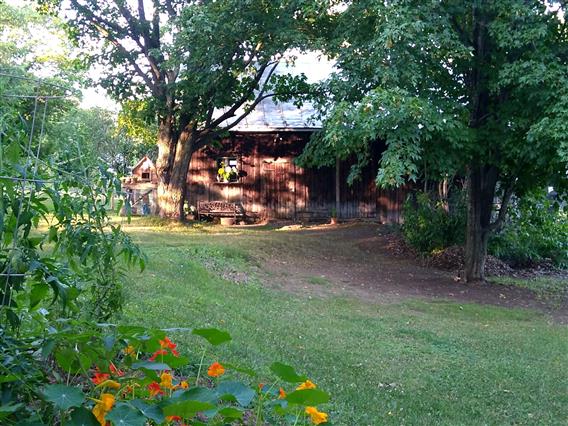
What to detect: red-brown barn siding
<box><xmin>187</xmin><ymin>131</ymin><xmax>409</xmax><ymax>222</ymax></box>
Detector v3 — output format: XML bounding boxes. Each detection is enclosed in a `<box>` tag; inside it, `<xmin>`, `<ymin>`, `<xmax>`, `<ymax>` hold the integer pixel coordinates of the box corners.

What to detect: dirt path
<box><xmin>246</xmin><ymin>223</ymin><xmax>567</xmax><ymax>322</ymax></box>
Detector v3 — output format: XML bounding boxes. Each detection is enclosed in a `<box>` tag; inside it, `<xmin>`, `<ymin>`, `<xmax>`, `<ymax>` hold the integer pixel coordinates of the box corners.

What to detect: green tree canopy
<box><xmin>301</xmin><ymin>0</ymin><xmax>568</xmax><ymax>281</ymax></box>
<box><xmin>50</xmin><ymin>0</ymin><xmax>320</xmax><ymax>218</ymax></box>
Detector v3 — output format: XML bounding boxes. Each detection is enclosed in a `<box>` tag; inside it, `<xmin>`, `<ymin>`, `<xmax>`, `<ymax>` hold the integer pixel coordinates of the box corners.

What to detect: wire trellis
<box><xmin>0</xmin><ymin>71</ymin><xmax>81</xmax><ymax>314</ymax></box>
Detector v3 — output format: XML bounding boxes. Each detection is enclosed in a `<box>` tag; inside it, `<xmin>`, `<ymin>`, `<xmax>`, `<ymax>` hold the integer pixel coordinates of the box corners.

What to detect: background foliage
<box><xmin>401</xmin><ymin>191</ymin><xmax>466</xmax><ymax>254</ymax></box>
<box><xmin>489</xmin><ymin>191</ymin><xmax>568</xmax><ymax>268</ymax></box>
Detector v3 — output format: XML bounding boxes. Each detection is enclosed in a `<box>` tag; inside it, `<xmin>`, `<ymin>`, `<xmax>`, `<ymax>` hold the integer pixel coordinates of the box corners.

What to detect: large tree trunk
<box><xmin>464</xmin><ymin>165</ymin><xmax>498</xmax><ymax>282</ymax></box>
<box><xmin>155</xmin><ymin>116</ymin><xmax>195</xmax><ymax>220</ymax></box>
<box><xmin>465</xmin><ymin>3</ymin><xmax>494</xmax><ymax>283</ymax></box>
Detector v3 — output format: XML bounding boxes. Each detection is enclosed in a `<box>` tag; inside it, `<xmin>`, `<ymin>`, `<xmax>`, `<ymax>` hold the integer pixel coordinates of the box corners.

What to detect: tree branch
<box><xmin>209</xmin><ymin>61</ymin><xmax>279</xmax><ymax>129</ymax></box>
<box><xmin>104</xmin><ymin>32</ymin><xmax>156</xmax><ymax>93</ymax></box>
<box><xmin>488</xmin><ymin>183</ymin><xmax>514</xmax><ymax>232</ymax></box>
<box><xmin>220</xmin><ymin>92</ymin><xmax>276</xmax><ymax>132</ymax></box>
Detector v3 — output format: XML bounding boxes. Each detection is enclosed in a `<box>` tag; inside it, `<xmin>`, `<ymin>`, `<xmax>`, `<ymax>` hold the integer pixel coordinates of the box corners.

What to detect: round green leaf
<box><xmin>131</xmin><ymin>361</ymin><xmax>171</xmax><ymax>371</ymax></box>
<box><xmin>105</xmin><ymin>403</ymin><xmax>146</xmax><ymax>426</ymax></box>
<box><xmin>68</xmin><ymin>407</ymin><xmax>99</xmax><ymax>426</ymax></box>
<box><xmin>270</xmin><ymin>362</ymin><xmax>307</xmax><ymax>383</ymax></box>
<box><xmin>217</xmin><ymin>381</ymin><xmax>255</xmax><ymax>407</ymax></box>
<box><xmin>42</xmin><ymin>384</ymin><xmax>85</xmax><ymax>410</ymax></box>
<box><xmin>192</xmin><ymin>328</ymin><xmax>231</xmax><ymax>346</ymax></box>
<box><xmin>129</xmin><ymin>399</ymin><xmax>164</xmax><ymax>423</ymax></box>
<box><xmin>218</xmin><ymin>406</ymin><xmax>244</xmax><ymax>420</ymax></box>
<box><xmin>162</xmin><ymin>400</ymin><xmax>215</xmax><ymax>418</ymax></box>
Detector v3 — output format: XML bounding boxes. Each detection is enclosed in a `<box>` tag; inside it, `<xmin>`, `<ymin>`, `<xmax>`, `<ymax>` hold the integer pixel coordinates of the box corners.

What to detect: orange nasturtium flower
<box><xmin>92</xmin><ymin>393</ymin><xmax>115</xmax><ymax>426</ymax></box>
<box><xmin>160</xmin><ymin>336</ymin><xmax>176</xmax><ymax>349</ymax></box>
<box><xmin>149</xmin><ymin>349</ymin><xmax>168</xmax><ymax>362</ymax></box>
<box><xmin>160</xmin><ymin>371</ymin><xmax>174</xmax><ymax>390</ymax></box>
<box><xmin>278</xmin><ymin>387</ymin><xmax>287</xmax><ymax>399</ymax></box>
<box><xmin>124</xmin><ymin>345</ymin><xmax>136</xmax><ymax>357</ymax></box>
<box><xmin>159</xmin><ymin>336</ymin><xmax>180</xmax><ymax>357</ymax></box>
<box><xmin>179</xmin><ymin>380</ymin><xmax>189</xmax><ymax>389</ymax></box>
<box><xmin>305</xmin><ymin>406</ymin><xmax>328</xmax><ymax>425</ymax></box>
<box><xmin>207</xmin><ymin>362</ymin><xmax>225</xmax><ymax>377</ymax></box>
<box><xmin>166</xmin><ymin>415</ymin><xmax>182</xmax><ymax>422</ymax></box>
<box><xmin>91</xmin><ymin>372</ymin><xmax>110</xmax><ymax>385</ymax></box>
<box><xmin>96</xmin><ymin>379</ymin><xmax>121</xmax><ymax>390</ymax></box>
<box><xmin>148</xmin><ymin>381</ymin><xmax>164</xmax><ymax>397</ymax></box>
<box><xmin>296</xmin><ymin>380</ymin><xmax>317</xmax><ymax>390</ymax></box>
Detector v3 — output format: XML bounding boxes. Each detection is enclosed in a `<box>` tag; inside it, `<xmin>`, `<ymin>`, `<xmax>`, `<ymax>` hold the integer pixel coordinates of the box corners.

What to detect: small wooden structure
<box><xmin>120</xmin><ymin>156</ymin><xmax>158</xmax><ymax>215</ymax></box>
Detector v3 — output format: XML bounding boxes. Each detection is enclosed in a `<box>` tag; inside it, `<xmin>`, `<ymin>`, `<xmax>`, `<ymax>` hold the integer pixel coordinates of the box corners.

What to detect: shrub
<box><xmin>401</xmin><ymin>191</ymin><xmax>466</xmax><ymax>253</ymax></box>
<box><xmin>489</xmin><ymin>192</ymin><xmax>568</xmax><ymax>268</ymax></box>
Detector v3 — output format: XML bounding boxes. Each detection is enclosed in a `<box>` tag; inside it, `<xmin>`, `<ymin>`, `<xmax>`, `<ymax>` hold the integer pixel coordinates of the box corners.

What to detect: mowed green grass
<box><xmin>120</xmin><ymin>219</ymin><xmax>568</xmax><ymax>425</ymax></box>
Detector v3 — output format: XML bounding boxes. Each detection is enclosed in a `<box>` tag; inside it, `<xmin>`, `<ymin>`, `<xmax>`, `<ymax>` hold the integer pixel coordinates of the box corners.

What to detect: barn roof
<box><xmin>218</xmin><ymin>52</ymin><xmax>333</xmax><ymax>132</ymax></box>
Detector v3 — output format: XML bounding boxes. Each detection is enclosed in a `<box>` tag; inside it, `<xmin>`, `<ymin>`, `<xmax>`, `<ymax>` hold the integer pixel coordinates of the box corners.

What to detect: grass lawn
<box><xmin>120</xmin><ymin>219</ymin><xmax>568</xmax><ymax>425</ymax></box>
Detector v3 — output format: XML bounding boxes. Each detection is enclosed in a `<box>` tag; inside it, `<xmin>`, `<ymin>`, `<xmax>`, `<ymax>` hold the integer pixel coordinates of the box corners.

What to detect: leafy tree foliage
<box><xmin>0</xmin><ymin>1</ymin><xmax>83</xmax><ymax>86</ymax></box>
<box><xmin>51</xmin><ymin>0</ymin><xmax>319</xmax><ymax>218</ymax></box>
<box><xmin>48</xmin><ymin>107</ymin><xmax>157</xmax><ymax>176</ymax></box>
<box><xmin>301</xmin><ymin>0</ymin><xmax>568</xmax><ymax>281</ymax></box>
<box><xmin>1</xmin><ymin>2</ymin><xmax>154</xmax><ymax>180</ymax></box>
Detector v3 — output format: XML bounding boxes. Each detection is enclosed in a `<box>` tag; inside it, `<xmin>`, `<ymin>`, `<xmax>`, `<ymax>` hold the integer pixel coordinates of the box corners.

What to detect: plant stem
<box><xmin>255</xmin><ymin>391</ymin><xmax>263</xmax><ymax>425</ymax></box>
<box><xmin>195</xmin><ymin>348</ymin><xmax>206</xmax><ymax>386</ymax></box>
<box><xmin>292</xmin><ymin>409</ymin><xmax>301</xmax><ymax>426</ymax></box>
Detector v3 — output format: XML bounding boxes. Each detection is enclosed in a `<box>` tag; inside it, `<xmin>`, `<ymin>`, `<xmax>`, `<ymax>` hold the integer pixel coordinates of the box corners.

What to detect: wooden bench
<box><xmin>197</xmin><ymin>201</ymin><xmax>245</xmax><ymax>220</ymax></box>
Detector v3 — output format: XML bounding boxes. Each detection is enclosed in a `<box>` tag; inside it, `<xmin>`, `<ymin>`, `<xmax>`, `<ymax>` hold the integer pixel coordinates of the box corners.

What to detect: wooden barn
<box><xmin>123</xmin><ymin>54</ymin><xmax>409</xmax><ymax>222</ymax></box>
<box><xmin>188</xmin><ymin>130</ymin><xmax>408</xmax><ymax>223</ymax></box>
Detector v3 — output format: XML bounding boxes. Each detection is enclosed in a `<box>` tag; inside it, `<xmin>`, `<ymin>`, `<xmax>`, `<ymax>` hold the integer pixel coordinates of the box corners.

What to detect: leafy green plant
<box><xmin>2</xmin><ymin>324</ymin><xmax>331</xmax><ymax>425</ymax></box>
<box><xmin>401</xmin><ymin>191</ymin><xmax>466</xmax><ymax>254</ymax></box>
<box><xmin>0</xmin><ymin>141</ymin><xmax>145</xmax><ymax>326</ymax></box>
<box><xmin>489</xmin><ymin>192</ymin><xmax>568</xmax><ymax>268</ymax></box>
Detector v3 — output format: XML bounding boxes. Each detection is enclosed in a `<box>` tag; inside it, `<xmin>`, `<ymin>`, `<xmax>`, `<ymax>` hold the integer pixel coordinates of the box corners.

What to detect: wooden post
<box><xmin>335</xmin><ymin>156</ymin><xmax>340</xmax><ymax>219</ymax></box>
<box><xmin>293</xmin><ymin>162</ymin><xmax>297</xmax><ymax>222</ymax></box>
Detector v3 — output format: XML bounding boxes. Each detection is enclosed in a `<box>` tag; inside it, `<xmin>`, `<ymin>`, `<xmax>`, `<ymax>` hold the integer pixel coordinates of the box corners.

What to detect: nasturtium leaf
<box><xmin>103</xmin><ymin>334</ymin><xmax>116</xmax><ymax>352</ymax></box>
<box><xmin>131</xmin><ymin>361</ymin><xmax>171</xmax><ymax>371</ymax></box>
<box><xmin>54</xmin><ymin>348</ymin><xmax>76</xmax><ymax>372</ymax></box>
<box><xmin>285</xmin><ymin>389</ymin><xmax>330</xmax><ymax>406</ymax></box>
<box><xmin>174</xmin><ymin>387</ymin><xmax>218</xmax><ymax>404</ymax></box>
<box><xmin>162</xmin><ymin>400</ymin><xmax>215</xmax><ymax>418</ymax></box>
<box><xmin>129</xmin><ymin>399</ymin><xmax>164</xmax><ymax>423</ymax></box>
<box><xmin>42</xmin><ymin>384</ymin><xmax>85</xmax><ymax>410</ymax></box>
<box><xmin>192</xmin><ymin>328</ymin><xmax>231</xmax><ymax>346</ymax></box>
<box><xmin>105</xmin><ymin>403</ymin><xmax>146</xmax><ymax>426</ymax></box>
<box><xmin>117</xmin><ymin>325</ymin><xmax>147</xmax><ymax>336</ymax></box>
<box><xmin>68</xmin><ymin>407</ymin><xmax>99</xmax><ymax>426</ymax></box>
<box><xmin>160</xmin><ymin>354</ymin><xmax>189</xmax><ymax>369</ymax></box>
<box><xmin>202</xmin><ymin>407</ymin><xmax>219</xmax><ymax>420</ymax></box>
<box><xmin>217</xmin><ymin>381</ymin><xmax>255</xmax><ymax>407</ymax></box>
<box><xmin>218</xmin><ymin>406</ymin><xmax>244</xmax><ymax>420</ymax></box>
<box><xmin>78</xmin><ymin>353</ymin><xmax>92</xmax><ymax>371</ymax></box>
<box><xmin>269</xmin><ymin>362</ymin><xmax>307</xmax><ymax>383</ymax></box>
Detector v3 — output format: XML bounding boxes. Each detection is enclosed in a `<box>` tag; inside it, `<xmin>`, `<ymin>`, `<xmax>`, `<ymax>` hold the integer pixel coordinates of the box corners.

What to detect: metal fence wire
<box><xmin>0</xmin><ymin>71</ymin><xmax>83</xmax><ymax>315</ymax></box>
